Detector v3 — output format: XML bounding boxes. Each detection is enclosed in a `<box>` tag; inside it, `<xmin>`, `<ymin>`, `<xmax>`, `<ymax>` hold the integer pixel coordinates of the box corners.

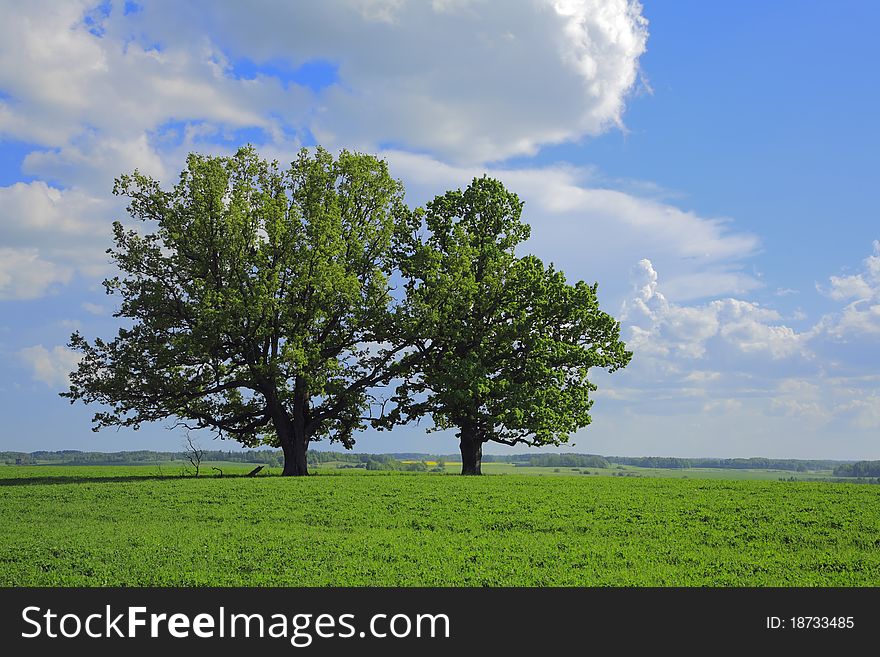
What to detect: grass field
<box><xmin>2</xmin><ymin>465</ymin><xmax>878</xmax><ymax>586</ymax></box>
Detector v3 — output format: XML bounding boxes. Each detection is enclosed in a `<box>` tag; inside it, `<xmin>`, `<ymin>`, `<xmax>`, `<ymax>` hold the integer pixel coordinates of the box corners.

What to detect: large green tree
<box><xmin>389</xmin><ymin>176</ymin><xmax>632</xmax><ymax>474</ymax></box>
<box><xmin>63</xmin><ymin>146</ymin><xmax>407</xmax><ymax>476</ymax></box>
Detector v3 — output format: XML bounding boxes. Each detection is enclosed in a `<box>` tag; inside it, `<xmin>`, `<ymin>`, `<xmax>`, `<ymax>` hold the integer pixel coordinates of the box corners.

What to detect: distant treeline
<box><xmin>511</xmin><ymin>454</ymin><xmax>609</xmax><ymax>468</ymax></box>
<box><xmin>1</xmin><ymin>450</ymin><xmax>854</xmax><ymax>474</ymax></box>
<box><xmin>0</xmin><ymin>449</ymin><xmax>441</xmax><ymax>472</ymax></box>
<box><xmin>604</xmin><ymin>456</ymin><xmax>843</xmax><ymax>472</ymax></box>
<box><xmin>307</xmin><ymin>451</ymin><xmax>443</xmax><ymax>472</ymax></box>
<box><xmin>832</xmin><ymin>461</ymin><xmax>880</xmax><ymax>477</ymax></box>
<box><xmin>1</xmin><ymin>449</ymin><xmax>284</xmax><ymax>467</ymax></box>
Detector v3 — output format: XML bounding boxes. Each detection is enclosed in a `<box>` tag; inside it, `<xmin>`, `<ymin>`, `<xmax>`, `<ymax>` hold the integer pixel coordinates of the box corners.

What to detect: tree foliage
<box><xmin>63</xmin><ymin>146</ymin><xmax>407</xmax><ymax>476</ymax></box>
<box><xmin>388</xmin><ymin>176</ymin><xmax>632</xmax><ymax>474</ymax></box>
<box><xmin>833</xmin><ymin>461</ymin><xmax>880</xmax><ymax>478</ymax></box>
<box><xmin>63</xmin><ymin>148</ymin><xmax>633</xmax><ymax>478</ymax></box>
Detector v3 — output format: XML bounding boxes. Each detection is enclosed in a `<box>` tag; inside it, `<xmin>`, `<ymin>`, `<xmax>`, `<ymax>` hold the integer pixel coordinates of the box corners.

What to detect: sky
<box><xmin>1</xmin><ymin>0</ymin><xmax>878</xmax><ymax>460</ymax></box>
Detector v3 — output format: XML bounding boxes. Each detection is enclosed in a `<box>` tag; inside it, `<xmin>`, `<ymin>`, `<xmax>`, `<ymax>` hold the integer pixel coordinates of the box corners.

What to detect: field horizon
<box><xmin>1</xmin><ymin>447</ymin><xmax>866</xmax><ymax>462</ymax></box>
<box><xmin>6</xmin><ymin>447</ymin><xmax>880</xmax><ymax>483</ymax></box>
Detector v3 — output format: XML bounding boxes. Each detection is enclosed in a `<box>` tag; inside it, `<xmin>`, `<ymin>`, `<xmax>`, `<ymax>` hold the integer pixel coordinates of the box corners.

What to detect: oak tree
<box><xmin>389</xmin><ymin>176</ymin><xmax>632</xmax><ymax>474</ymax></box>
<box><xmin>63</xmin><ymin>146</ymin><xmax>407</xmax><ymax>476</ymax></box>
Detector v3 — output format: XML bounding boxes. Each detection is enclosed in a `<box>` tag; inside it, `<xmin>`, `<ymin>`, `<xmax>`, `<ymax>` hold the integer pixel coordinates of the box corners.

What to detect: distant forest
<box><xmin>603</xmin><ymin>455</ymin><xmax>846</xmax><ymax>472</ymax></box>
<box><xmin>832</xmin><ymin>461</ymin><xmax>880</xmax><ymax>478</ymax></box>
<box><xmin>0</xmin><ymin>449</ymin><xmax>859</xmax><ymax>474</ymax></box>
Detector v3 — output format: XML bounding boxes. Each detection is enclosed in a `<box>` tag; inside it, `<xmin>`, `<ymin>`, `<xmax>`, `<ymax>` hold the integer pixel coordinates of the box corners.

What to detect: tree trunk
<box><xmin>271</xmin><ymin>384</ymin><xmax>310</xmax><ymax>477</ymax></box>
<box><xmin>280</xmin><ymin>437</ymin><xmax>309</xmax><ymax>476</ymax></box>
<box><xmin>277</xmin><ymin>417</ymin><xmax>309</xmax><ymax>477</ymax></box>
<box><xmin>459</xmin><ymin>425</ymin><xmax>483</xmax><ymax>476</ymax></box>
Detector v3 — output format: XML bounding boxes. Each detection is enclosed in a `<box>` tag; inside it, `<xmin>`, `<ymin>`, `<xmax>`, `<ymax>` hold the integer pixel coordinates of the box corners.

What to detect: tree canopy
<box><xmin>64</xmin><ymin>149</ymin><xmax>631</xmax><ymax>477</ymax></box>
<box><xmin>388</xmin><ymin>176</ymin><xmax>632</xmax><ymax>474</ymax></box>
<box><xmin>63</xmin><ymin>146</ymin><xmax>407</xmax><ymax>476</ymax></box>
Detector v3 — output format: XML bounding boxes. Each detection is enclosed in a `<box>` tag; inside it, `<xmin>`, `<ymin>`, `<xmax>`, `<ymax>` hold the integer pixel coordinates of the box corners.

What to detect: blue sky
<box><xmin>1</xmin><ymin>1</ymin><xmax>878</xmax><ymax>459</ymax></box>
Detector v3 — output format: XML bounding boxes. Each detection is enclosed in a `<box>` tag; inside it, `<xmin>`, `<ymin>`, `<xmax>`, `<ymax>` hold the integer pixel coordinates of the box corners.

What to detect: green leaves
<box><xmin>64</xmin><ymin>149</ymin><xmax>631</xmax><ymax>474</ymax></box>
<box><xmin>64</xmin><ymin>146</ymin><xmax>408</xmax><ymax>461</ymax></box>
<box><xmin>393</xmin><ymin>175</ymin><xmax>632</xmax><ymax>451</ymax></box>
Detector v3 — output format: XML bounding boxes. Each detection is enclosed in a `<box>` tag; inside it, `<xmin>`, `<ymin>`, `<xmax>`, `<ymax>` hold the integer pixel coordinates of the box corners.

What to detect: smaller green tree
<box><xmin>389</xmin><ymin>176</ymin><xmax>631</xmax><ymax>474</ymax></box>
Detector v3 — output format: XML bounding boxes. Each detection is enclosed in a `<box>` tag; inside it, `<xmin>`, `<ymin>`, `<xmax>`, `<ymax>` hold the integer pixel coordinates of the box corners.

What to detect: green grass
<box><xmin>2</xmin><ymin>465</ymin><xmax>879</xmax><ymax>586</ymax></box>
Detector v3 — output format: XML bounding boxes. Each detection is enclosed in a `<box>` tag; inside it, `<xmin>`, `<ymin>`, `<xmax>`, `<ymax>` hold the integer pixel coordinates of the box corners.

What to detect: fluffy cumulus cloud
<box><xmin>0</xmin><ymin>181</ymin><xmax>108</xmax><ymax>245</ymax></box>
<box><xmin>817</xmin><ymin>241</ymin><xmax>880</xmax><ymax>338</ymax></box>
<box><xmin>0</xmin><ymin>1</ymin><xmax>293</xmax><ymax>139</ymax></box>
<box><xmin>620</xmin><ymin>258</ymin><xmax>805</xmax><ymax>360</ymax></box>
<box><xmin>0</xmin><ymin>0</ymin><xmax>647</xmax><ymax>169</ymax></box>
<box><xmin>0</xmin><ymin>247</ymin><xmax>72</xmax><ymax>300</ymax></box>
<box><xmin>19</xmin><ymin>345</ymin><xmax>82</xmax><ymax>388</ymax></box>
<box><xmin>0</xmin><ymin>181</ymin><xmax>117</xmax><ymax>296</ymax></box>
<box><xmin>124</xmin><ymin>0</ymin><xmax>649</xmax><ymax>164</ymax></box>
<box><xmin>590</xmin><ymin>245</ymin><xmax>880</xmax><ymax>457</ymax></box>
<box><xmin>0</xmin><ymin>1</ymin><xmax>308</xmax><ymax>188</ymax></box>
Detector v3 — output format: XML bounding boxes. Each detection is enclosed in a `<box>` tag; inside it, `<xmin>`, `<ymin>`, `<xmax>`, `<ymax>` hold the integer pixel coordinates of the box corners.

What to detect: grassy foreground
<box><xmin>2</xmin><ymin>466</ymin><xmax>879</xmax><ymax>586</ymax></box>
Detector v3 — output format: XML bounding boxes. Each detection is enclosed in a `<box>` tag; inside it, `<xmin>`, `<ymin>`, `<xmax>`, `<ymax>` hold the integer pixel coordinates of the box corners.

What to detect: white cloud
<box><xmin>818</xmin><ymin>241</ymin><xmax>880</xmax><ymax>338</ymax></box>
<box><xmin>291</xmin><ymin>0</ymin><xmax>647</xmax><ymax>163</ymax></box>
<box><xmin>683</xmin><ymin>370</ymin><xmax>722</xmax><ymax>383</ymax></box>
<box><xmin>19</xmin><ymin>345</ymin><xmax>82</xmax><ymax>388</ymax></box>
<box><xmin>430</xmin><ymin>0</ymin><xmax>478</xmax><ymax>14</ymax></box>
<box><xmin>0</xmin><ymin>181</ymin><xmax>116</xmax><ymax>292</ymax></box>
<box><xmin>833</xmin><ymin>301</ymin><xmax>880</xmax><ymax>337</ymax></box>
<box><xmin>596</xmin><ymin>246</ymin><xmax>880</xmax><ymax>453</ymax></box>
<box><xmin>0</xmin><ymin>3</ymin><xmax>296</xmax><ymax>145</ymax></box>
<box><xmin>716</xmin><ymin>300</ymin><xmax>804</xmax><ymax>359</ymax></box>
<box><xmin>0</xmin><ymin>0</ymin><xmax>648</xmax><ymax>169</ymax></box>
<box><xmin>840</xmin><ymin>395</ymin><xmax>880</xmax><ymax>429</ymax></box>
<box><xmin>764</xmin><ymin>378</ymin><xmax>875</xmax><ymax>426</ymax></box>
<box><xmin>0</xmin><ymin>1</ymin><xmax>310</xmax><ymax>193</ymax></box>
<box><xmin>702</xmin><ymin>398</ymin><xmax>742</xmax><ymax>414</ymax></box>
<box><xmin>0</xmin><ymin>247</ymin><xmax>72</xmax><ymax>300</ymax></box>
<box><xmin>528</xmin><ymin>184</ymin><xmax>756</xmax><ymax>262</ymax></box>
<box><xmin>220</xmin><ymin>0</ymin><xmax>647</xmax><ymax>163</ymax></box>
<box><xmin>81</xmin><ymin>302</ymin><xmax>106</xmax><ymax>315</ymax></box>
<box><xmin>825</xmin><ymin>275</ymin><xmax>873</xmax><ymax>301</ymax></box>
<box><xmin>353</xmin><ymin>0</ymin><xmax>407</xmax><ymax>23</ymax></box>
<box><xmin>771</xmin><ymin>380</ymin><xmax>824</xmax><ymax>419</ymax></box>
<box><xmin>22</xmin><ymin>134</ymin><xmax>168</xmax><ymax>191</ymax></box>
<box><xmin>620</xmin><ymin>258</ymin><xmax>805</xmax><ymax>361</ymax></box>
<box><xmin>0</xmin><ymin>181</ymin><xmax>107</xmax><ymax>243</ymax></box>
